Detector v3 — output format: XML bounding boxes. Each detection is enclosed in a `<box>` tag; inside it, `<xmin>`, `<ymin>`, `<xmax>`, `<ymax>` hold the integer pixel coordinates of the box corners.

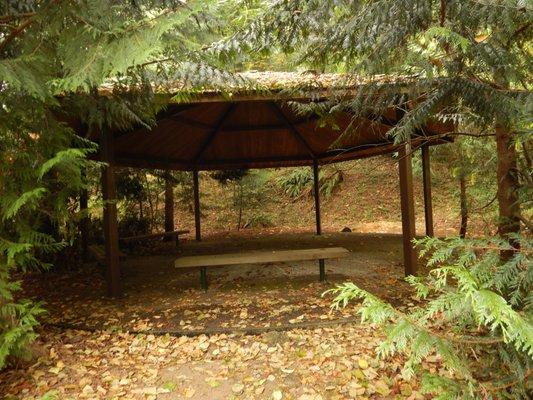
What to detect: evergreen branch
<box><xmin>0</xmin><ymin>17</ymin><xmax>34</xmax><ymax>52</ymax></box>
<box><xmin>507</xmin><ymin>22</ymin><xmax>532</xmax><ymax>46</ymax></box>
<box><xmin>0</xmin><ymin>13</ymin><xmax>36</xmax><ymax>23</ymax></box>
<box><xmin>481</xmin><ymin>368</ymin><xmax>532</xmax><ymax>393</ymax></box>
<box><xmin>328</xmin><ymin>283</ymin><xmax>504</xmax><ymax>346</ymax></box>
<box><xmin>0</xmin><ymin>0</ymin><xmax>61</xmax><ymax>52</ymax></box>
<box><xmin>470</xmin><ymin>192</ymin><xmax>498</xmax><ymax>212</ymax></box>
<box><xmin>517</xmin><ymin>213</ymin><xmax>533</xmax><ymax>232</ymax></box>
<box><xmin>465</xmin><ymin>0</ymin><xmax>532</xmax><ymax>10</ymax></box>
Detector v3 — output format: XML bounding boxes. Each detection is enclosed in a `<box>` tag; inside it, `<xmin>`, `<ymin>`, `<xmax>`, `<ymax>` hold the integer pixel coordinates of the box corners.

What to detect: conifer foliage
<box><xmin>0</xmin><ymin>0</ymin><xmax>243</xmax><ymax>368</ymax></box>
<box><xmin>328</xmin><ymin>236</ymin><xmax>532</xmax><ymax>398</ymax></box>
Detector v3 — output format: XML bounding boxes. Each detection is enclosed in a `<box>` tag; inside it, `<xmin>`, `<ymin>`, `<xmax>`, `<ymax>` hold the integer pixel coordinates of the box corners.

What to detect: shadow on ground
<box><xmin>23</xmin><ymin>232</ymin><xmax>414</xmax><ymax>333</ymax></box>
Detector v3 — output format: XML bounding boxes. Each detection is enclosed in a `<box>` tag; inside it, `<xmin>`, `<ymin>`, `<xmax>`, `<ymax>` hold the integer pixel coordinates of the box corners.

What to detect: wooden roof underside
<box><xmin>95</xmin><ymin>99</ymin><xmax>453</xmax><ymax>171</ymax></box>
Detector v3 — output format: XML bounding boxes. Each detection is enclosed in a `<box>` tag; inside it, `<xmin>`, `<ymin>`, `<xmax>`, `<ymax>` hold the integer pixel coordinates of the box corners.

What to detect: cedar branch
<box><xmin>0</xmin><ymin>12</ymin><xmax>36</xmax><ymax>23</ymax></box>
<box><xmin>0</xmin><ymin>17</ymin><xmax>34</xmax><ymax>52</ymax></box>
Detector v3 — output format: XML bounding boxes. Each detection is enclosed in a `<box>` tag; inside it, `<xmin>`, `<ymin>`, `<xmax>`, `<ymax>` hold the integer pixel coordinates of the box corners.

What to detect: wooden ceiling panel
<box><xmin>166</xmin><ymin>102</ymin><xmax>229</xmax><ymax>127</ymax></box>
<box><xmin>106</xmin><ymin>99</ymin><xmax>452</xmax><ymax>171</ymax></box>
<box><xmin>115</xmin><ymin>119</ymin><xmax>210</xmax><ymax>162</ymax></box>
<box><xmin>200</xmin><ymin>128</ymin><xmax>308</xmax><ymax>163</ymax></box>
<box><xmin>220</xmin><ymin>101</ymin><xmax>284</xmax><ymax>128</ymax></box>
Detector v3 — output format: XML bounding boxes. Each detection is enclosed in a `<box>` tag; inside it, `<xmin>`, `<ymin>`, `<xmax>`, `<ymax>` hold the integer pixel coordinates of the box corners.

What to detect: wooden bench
<box><xmin>174</xmin><ymin>247</ymin><xmax>350</xmax><ymax>290</ymax></box>
<box><xmin>120</xmin><ymin>229</ymin><xmax>190</xmax><ymax>248</ymax></box>
<box><xmin>88</xmin><ymin>244</ymin><xmax>127</xmax><ymax>265</ymax></box>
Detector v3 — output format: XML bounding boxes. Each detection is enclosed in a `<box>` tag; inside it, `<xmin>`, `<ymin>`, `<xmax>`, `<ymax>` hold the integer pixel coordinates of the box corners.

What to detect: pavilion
<box><xmin>81</xmin><ymin>72</ymin><xmax>454</xmax><ymax>297</ymax></box>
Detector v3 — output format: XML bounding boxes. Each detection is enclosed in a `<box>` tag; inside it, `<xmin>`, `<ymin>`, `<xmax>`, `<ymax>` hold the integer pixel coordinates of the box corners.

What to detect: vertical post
<box><xmin>398</xmin><ymin>141</ymin><xmax>417</xmax><ymax>276</ymax></box>
<box><xmin>79</xmin><ymin>169</ymin><xmax>89</xmax><ymax>261</ymax></box>
<box><xmin>313</xmin><ymin>160</ymin><xmax>325</xmax><ymax>281</ymax></box>
<box><xmin>193</xmin><ymin>169</ymin><xmax>201</xmax><ymax>241</ymax></box>
<box><xmin>313</xmin><ymin>160</ymin><xmax>322</xmax><ymax>235</ymax></box>
<box><xmin>421</xmin><ymin>145</ymin><xmax>434</xmax><ymax>237</ymax></box>
<box><xmin>200</xmin><ymin>267</ymin><xmax>208</xmax><ymax>291</ymax></box>
<box><xmin>164</xmin><ymin>170</ymin><xmax>175</xmax><ymax>236</ymax></box>
<box><xmin>101</xmin><ymin>131</ymin><xmax>121</xmax><ymax>297</ymax></box>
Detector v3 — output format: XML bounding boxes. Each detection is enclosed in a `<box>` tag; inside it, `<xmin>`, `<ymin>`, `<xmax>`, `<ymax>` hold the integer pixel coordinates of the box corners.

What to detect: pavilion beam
<box><xmin>193</xmin><ymin>169</ymin><xmax>201</xmax><ymax>241</ymax></box>
<box><xmin>113</xmin><ymin>135</ymin><xmax>452</xmax><ymax>171</ymax></box>
<box><xmin>398</xmin><ymin>140</ymin><xmax>417</xmax><ymax>276</ymax></box>
<box><xmin>269</xmin><ymin>102</ymin><xmax>316</xmax><ymax>159</ymax></box>
<box><xmin>101</xmin><ymin>131</ymin><xmax>121</xmax><ymax>297</ymax></box>
<box><xmin>193</xmin><ymin>103</ymin><xmax>237</xmax><ymax>164</ymax></box>
<box><xmin>421</xmin><ymin>144</ymin><xmax>434</xmax><ymax>237</ymax></box>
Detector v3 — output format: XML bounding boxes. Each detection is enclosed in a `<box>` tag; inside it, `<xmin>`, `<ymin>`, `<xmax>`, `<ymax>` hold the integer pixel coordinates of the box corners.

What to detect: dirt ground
<box><xmin>21</xmin><ymin>232</ymin><xmax>413</xmax><ymax>332</ymax></box>
<box><xmin>1</xmin><ymin>233</ymin><xmax>435</xmax><ymax>400</ymax></box>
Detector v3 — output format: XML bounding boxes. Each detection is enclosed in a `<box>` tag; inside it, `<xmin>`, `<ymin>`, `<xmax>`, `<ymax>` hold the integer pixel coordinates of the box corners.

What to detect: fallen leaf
<box><xmin>358</xmin><ymin>359</ymin><xmax>369</xmax><ymax>369</ymax></box>
<box><xmin>232</xmin><ymin>383</ymin><xmax>245</xmax><ymax>394</ymax></box>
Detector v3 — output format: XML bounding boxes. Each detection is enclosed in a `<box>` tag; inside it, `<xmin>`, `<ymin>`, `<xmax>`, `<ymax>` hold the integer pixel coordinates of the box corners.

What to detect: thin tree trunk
<box><xmin>144</xmin><ymin>174</ymin><xmax>154</xmax><ymax>232</ymax></box>
<box><xmin>80</xmin><ymin>188</ymin><xmax>89</xmax><ymax>260</ymax></box>
<box><xmin>495</xmin><ymin>123</ymin><xmax>520</xmax><ymax>255</ymax></box>
<box><xmin>164</xmin><ymin>170</ymin><xmax>175</xmax><ymax>239</ymax></box>
<box><xmin>237</xmin><ymin>182</ymin><xmax>243</xmax><ymax>230</ymax></box>
<box><xmin>459</xmin><ymin>174</ymin><xmax>468</xmax><ymax>238</ymax></box>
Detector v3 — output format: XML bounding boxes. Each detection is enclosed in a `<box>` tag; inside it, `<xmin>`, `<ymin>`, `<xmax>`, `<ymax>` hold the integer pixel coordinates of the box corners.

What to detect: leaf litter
<box><xmin>1</xmin><ymin>235</ymin><xmax>436</xmax><ymax>399</ymax></box>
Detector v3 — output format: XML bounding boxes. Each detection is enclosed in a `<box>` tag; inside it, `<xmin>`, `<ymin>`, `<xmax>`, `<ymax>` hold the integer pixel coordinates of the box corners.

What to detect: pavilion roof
<box><xmin>97</xmin><ymin>70</ymin><xmax>413</xmax><ymax>103</ymax></box>
<box><xmin>87</xmin><ymin>71</ymin><xmax>453</xmax><ymax>171</ymax></box>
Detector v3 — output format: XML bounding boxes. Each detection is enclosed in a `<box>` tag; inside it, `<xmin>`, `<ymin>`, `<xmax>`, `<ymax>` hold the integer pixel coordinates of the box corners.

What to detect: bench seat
<box><xmin>175</xmin><ymin>247</ymin><xmax>350</xmax><ymax>290</ymax></box>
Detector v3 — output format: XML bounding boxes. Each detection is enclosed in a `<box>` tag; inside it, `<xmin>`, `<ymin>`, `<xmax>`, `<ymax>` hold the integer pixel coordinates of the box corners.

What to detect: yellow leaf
<box><xmin>357</xmin><ymin>359</ymin><xmax>369</xmax><ymax>369</ymax></box>
<box><xmin>184</xmin><ymin>387</ymin><xmax>196</xmax><ymax>398</ymax></box>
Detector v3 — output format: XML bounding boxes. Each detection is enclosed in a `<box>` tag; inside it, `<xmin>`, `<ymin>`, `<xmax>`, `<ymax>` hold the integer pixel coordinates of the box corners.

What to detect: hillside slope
<box><xmin>172</xmin><ymin>155</ymin><xmax>498</xmax><ymax>238</ymax></box>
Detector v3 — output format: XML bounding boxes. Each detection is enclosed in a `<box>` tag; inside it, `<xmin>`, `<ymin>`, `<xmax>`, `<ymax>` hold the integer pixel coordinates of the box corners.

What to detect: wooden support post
<box><xmin>313</xmin><ymin>160</ymin><xmax>322</xmax><ymax>235</ymax></box>
<box><xmin>313</xmin><ymin>160</ymin><xmax>326</xmax><ymax>281</ymax></box>
<box><xmin>101</xmin><ymin>132</ymin><xmax>121</xmax><ymax>297</ymax></box>
<box><xmin>318</xmin><ymin>259</ymin><xmax>326</xmax><ymax>282</ymax></box>
<box><xmin>79</xmin><ymin>168</ymin><xmax>89</xmax><ymax>261</ymax></box>
<box><xmin>398</xmin><ymin>141</ymin><xmax>417</xmax><ymax>276</ymax></box>
<box><xmin>421</xmin><ymin>145</ymin><xmax>434</xmax><ymax>237</ymax></box>
<box><xmin>200</xmin><ymin>267</ymin><xmax>208</xmax><ymax>291</ymax></box>
<box><xmin>193</xmin><ymin>169</ymin><xmax>201</xmax><ymax>241</ymax></box>
<box><xmin>164</xmin><ymin>170</ymin><xmax>175</xmax><ymax>239</ymax></box>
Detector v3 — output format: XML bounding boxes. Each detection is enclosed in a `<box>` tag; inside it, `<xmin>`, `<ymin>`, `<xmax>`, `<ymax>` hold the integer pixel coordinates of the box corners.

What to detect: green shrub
<box><xmin>277</xmin><ymin>166</ymin><xmax>343</xmax><ymax>199</ymax></box>
<box><xmin>242</xmin><ymin>213</ymin><xmax>274</xmax><ymax>229</ymax></box>
<box><xmin>327</xmin><ymin>236</ymin><xmax>533</xmax><ymax>399</ymax></box>
<box><xmin>277</xmin><ymin>168</ymin><xmax>314</xmax><ymax>199</ymax></box>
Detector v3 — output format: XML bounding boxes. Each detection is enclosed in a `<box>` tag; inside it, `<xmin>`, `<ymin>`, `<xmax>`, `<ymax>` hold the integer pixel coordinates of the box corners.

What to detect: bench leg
<box><xmin>319</xmin><ymin>259</ymin><xmax>326</xmax><ymax>282</ymax></box>
<box><xmin>200</xmin><ymin>267</ymin><xmax>208</xmax><ymax>291</ymax></box>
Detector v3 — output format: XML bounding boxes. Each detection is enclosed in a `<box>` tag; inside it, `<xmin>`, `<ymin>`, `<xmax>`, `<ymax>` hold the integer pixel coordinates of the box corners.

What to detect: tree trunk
<box><xmin>237</xmin><ymin>182</ymin><xmax>243</xmax><ymax>230</ymax></box>
<box><xmin>79</xmin><ymin>188</ymin><xmax>89</xmax><ymax>260</ymax></box>
<box><xmin>164</xmin><ymin>170</ymin><xmax>175</xmax><ymax>236</ymax></box>
<box><xmin>144</xmin><ymin>174</ymin><xmax>154</xmax><ymax>232</ymax></box>
<box><xmin>459</xmin><ymin>174</ymin><xmax>468</xmax><ymax>238</ymax></box>
<box><xmin>495</xmin><ymin>124</ymin><xmax>520</xmax><ymax>254</ymax></box>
